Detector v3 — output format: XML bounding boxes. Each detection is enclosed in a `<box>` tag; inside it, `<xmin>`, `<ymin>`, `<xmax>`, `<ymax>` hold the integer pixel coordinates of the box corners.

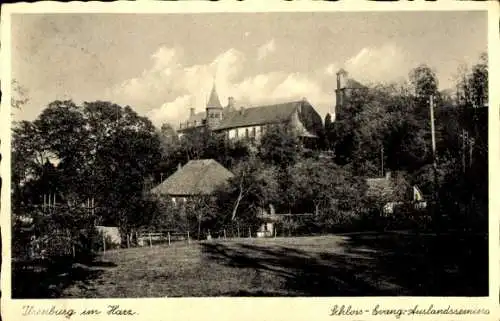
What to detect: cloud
<box><xmin>147</xmin><ymin>95</ymin><xmax>192</xmax><ymax>127</ymax></box>
<box><xmin>109</xmin><ymin>46</ymin><xmax>247</xmax><ymax>126</ymax></box>
<box><xmin>109</xmin><ymin>43</ymin><xmax>336</xmax><ymax>127</ymax></box>
<box><xmin>257</xmin><ymin>39</ymin><xmax>276</xmax><ymax>61</ymax></box>
<box><xmin>345</xmin><ymin>44</ymin><xmax>409</xmax><ymax>84</ymax></box>
<box><xmin>151</xmin><ymin>46</ymin><xmax>178</xmax><ymax>71</ymax></box>
<box><xmin>111</xmin><ymin>44</ymin><xmax>409</xmax><ymax>128</ymax></box>
<box><xmin>324</xmin><ymin>63</ymin><xmax>339</xmax><ymax>76</ymax></box>
<box><xmin>324</xmin><ymin>44</ymin><xmax>409</xmax><ymax>85</ymax></box>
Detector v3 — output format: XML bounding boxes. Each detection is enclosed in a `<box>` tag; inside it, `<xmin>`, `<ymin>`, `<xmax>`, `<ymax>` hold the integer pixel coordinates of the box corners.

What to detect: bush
<box><xmin>12</xmin><ymin>205</ymin><xmax>100</xmax><ymax>263</ymax></box>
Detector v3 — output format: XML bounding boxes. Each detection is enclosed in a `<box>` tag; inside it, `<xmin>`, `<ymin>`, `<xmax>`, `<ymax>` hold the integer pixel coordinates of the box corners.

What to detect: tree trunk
<box><xmin>231</xmin><ymin>187</ymin><xmax>244</xmax><ymax>221</ymax></box>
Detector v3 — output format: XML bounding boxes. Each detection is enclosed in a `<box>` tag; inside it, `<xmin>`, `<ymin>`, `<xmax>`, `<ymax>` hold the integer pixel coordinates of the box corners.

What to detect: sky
<box><xmin>11</xmin><ymin>11</ymin><xmax>487</xmax><ymax>127</ymax></box>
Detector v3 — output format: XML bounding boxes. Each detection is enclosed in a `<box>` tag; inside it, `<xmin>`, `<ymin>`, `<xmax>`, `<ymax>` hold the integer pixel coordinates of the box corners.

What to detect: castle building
<box><xmin>177</xmin><ymin>83</ymin><xmax>324</xmax><ymax>147</ymax></box>
<box><xmin>177</xmin><ymin>69</ymin><xmax>366</xmax><ymax>146</ymax></box>
<box><xmin>334</xmin><ymin>68</ymin><xmax>367</xmax><ymax>120</ymax></box>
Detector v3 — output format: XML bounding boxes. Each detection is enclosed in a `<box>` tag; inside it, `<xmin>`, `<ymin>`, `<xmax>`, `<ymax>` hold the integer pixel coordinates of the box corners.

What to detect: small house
<box><xmin>151</xmin><ymin>159</ymin><xmax>234</xmax><ymax>204</ymax></box>
<box><xmin>366</xmin><ymin>172</ymin><xmax>426</xmax><ymax>215</ymax></box>
<box><xmin>256</xmin><ymin>204</ymin><xmax>279</xmax><ymax>238</ymax></box>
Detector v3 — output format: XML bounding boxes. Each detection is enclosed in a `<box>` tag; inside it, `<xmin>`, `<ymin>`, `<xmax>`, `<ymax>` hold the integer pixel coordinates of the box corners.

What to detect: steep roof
<box><xmin>187</xmin><ymin>111</ymin><xmax>205</xmax><ymax>124</ymax></box>
<box><xmin>214</xmin><ymin>101</ymin><xmax>301</xmax><ymax>131</ymax></box>
<box><xmin>207</xmin><ymin>83</ymin><xmax>222</xmax><ymax>109</ymax></box>
<box><xmin>178</xmin><ymin>111</ymin><xmax>206</xmax><ymax>131</ymax></box>
<box><xmin>151</xmin><ymin>159</ymin><xmax>234</xmax><ymax>196</ymax></box>
<box><xmin>345</xmin><ymin>78</ymin><xmax>367</xmax><ymax>89</ymax></box>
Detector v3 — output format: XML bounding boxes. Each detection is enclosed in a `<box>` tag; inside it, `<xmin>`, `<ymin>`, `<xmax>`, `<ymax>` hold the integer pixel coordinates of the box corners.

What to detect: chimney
<box><xmin>227</xmin><ymin>97</ymin><xmax>235</xmax><ymax>110</ymax></box>
<box><xmin>385</xmin><ymin>171</ymin><xmax>391</xmax><ymax>180</ymax></box>
<box><xmin>190</xmin><ymin>107</ymin><xmax>195</xmax><ymax>116</ymax></box>
<box><xmin>239</xmin><ymin>106</ymin><xmax>245</xmax><ymax>115</ymax></box>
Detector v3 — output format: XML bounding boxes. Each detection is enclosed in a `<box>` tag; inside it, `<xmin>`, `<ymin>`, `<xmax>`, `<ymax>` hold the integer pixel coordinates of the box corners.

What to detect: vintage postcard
<box><xmin>1</xmin><ymin>1</ymin><xmax>498</xmax><ymax>321</ymax></box>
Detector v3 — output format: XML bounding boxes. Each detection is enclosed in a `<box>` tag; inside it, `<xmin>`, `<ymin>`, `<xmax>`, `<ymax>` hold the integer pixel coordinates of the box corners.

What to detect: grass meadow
<box><xmin>12</xmin><ymin>232</ymin><xmax>488</xmax><ymax>298</ymax></box>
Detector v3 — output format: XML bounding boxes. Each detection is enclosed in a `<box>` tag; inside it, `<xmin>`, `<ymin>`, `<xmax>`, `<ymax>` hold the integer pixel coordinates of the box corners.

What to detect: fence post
<box><xmin>187</xmin><ymin>231</ymin><xmax>190</xmax><ymax>245</ymax></box>
<box><xmin>149</xmin><ymin>232</ymin><xmax>152</xmax><ymax>248</ymax></box>
<box><xmin>237</xmin><ymin>223</ymin><xmax>240</xmax><ymax>238</ymax></box>
<box><xmin>127</xmin><ymin>234</ymin><xmax>130</xmax><ymax>248</ymax></box>
<box><xmin>168</xmin><ymin>232</ymin><xmax>171</xmax><ymax>246</ymax></box>
<box><xmin>248</xmin><ymin>227</ymin><xmax>251</xmax><ymax>238</ymax></box>
<box><xmin>224</xmin><ymin>229</ymin><xmax>227</xmax><ymax>240</ymax></box>
<box><xmin>274</xmin><ymin>226</ymin><xmax>277</xmax><ymax>238</ymax></box>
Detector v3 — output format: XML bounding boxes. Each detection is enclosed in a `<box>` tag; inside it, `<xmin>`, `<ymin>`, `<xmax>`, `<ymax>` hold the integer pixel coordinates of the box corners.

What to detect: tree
<box><xmin>224</xmin><ymin>158</ymin><xmax>279</xmax><ymax>222</ymax></box>
<box><xmin>409</xmin><ymin>64</ymin><xmax>439</xmax><ymax>99</ymax></box>
<box><xmin>258</xmin><ymin>124</ymin><xmax>302</xmax><ymax>168</ymax></box>
<box><xmin>287</xmin><ymin>159</ymin><xmax>367</xmax><ymax>228</ymax></box>
<box><xmin>468</xmin><ymin>52</ymin><xmax>488</xmax><ymax>108</ymax></box>
<box><xmin>324</xmin><ymin>113</ymin><xmax>333</xmax><ymax>150</ymax></box>
<box><xmin>12</xmin><ymin>100</ymin><xmax>162</xmax><ymax>246</ymax></box>
<box><xmin>183</xmin><ymin>196</ymin><xmax>219</xmax><ymax>240</ymax></box>
<box><xmin>160</xmin><ymin>123</ymin><xmax>178</xmax><ymax>146</ymax></box>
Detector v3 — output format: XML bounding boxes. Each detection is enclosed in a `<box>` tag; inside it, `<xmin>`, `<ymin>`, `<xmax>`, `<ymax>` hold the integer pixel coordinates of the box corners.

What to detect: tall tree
<box><xmin>409</xmin><ymin>64</ymin><xmax>439</xmax><ymax>99</ymax></box>
<box><xmin>258</xmin><ymin>124</ymin><xmax>302</xmax><ymax>168</ymax></box>
<box><xmin>287</xmin><ymin>158</ymin><xmax>367</xmax><ymax>228</ymax></box>
<box><xmin>467</xmin><ymin>52</ymin><xmax>488</xmax><ymax>108</ymax></box>
<box><xmin>12</xmin><ymin>100</ymin><xmax>162</xmax><ymax>244</ymax></box>
<box><xmin>324</xmin><ymin>113</ymin><xmax>333</xmax><ymax>150</ymax></box>
<box><xmin>224</xmin><ymin>158</ymin><xmax>279</xmax><ymax>222</ymax></box>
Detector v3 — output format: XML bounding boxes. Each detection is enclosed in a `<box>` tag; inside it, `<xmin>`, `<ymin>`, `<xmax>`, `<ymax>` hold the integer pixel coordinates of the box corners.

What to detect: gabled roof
<box><xmin>186</xmin><ymin>111</ymin><xmax>205</xmax><ymax>124</ymax></box>
<box><xmin>151</xmin><ymin>159</ymin><xmax>234</xmax><ymax>196</ymax></box>
<box><xmin>345</xmin><ymin>78</ymin><xmax>367</xmax><ymax>89</ymax></box>
<box><xmin>178</xmin><ymin>111</ymin><xmax>206</xmax><ymax>131</ymax></box>
<box><xmin>207</xmin><ymin>83</ymin><xmax>222</xmax><ymax>109</ymax></box>
<box><xmin>214</xmin><ymin>100</ymin><xmax>302</xmax><ymax>131</ymax></box>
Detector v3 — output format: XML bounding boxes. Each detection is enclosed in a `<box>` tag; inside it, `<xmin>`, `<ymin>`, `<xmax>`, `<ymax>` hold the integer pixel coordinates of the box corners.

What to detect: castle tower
<box><xmin>335</xmin><ymin>68</ymin><xmax>348</xmax><ymax>117</ymax></box>
<box><xmin>205</xmin><ymin>82</ymin><xmax>223</xmax><ymax>129</ymax></box>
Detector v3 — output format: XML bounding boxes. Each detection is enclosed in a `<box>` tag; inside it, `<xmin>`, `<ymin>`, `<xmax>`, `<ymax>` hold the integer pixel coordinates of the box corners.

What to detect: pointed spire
<box><xmin>206</xmin><ymin>81</ymin><xmax>222</xmax><ymax>109</ymax></box>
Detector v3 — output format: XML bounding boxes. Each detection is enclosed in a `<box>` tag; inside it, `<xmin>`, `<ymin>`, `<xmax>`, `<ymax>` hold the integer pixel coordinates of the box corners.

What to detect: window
<box><xmin>245</xmin><ymin>128</ymin><xmax>249</xmax><ymax>138</ymax></box>
<box><xmin>235</xmin><ymin>129</ymin><xmax>238</xmax><ymax>138</ymax></box>
<box><xmin>252</xmin><ymin>127</ymin><xmax>256</xmax><ymax>137</ymax></box>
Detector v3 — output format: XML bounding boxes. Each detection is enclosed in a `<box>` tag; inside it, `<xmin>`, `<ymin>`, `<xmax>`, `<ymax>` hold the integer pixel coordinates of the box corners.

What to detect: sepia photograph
<box><xmin>6</xmin><ymin>9</ymin><xmax>490</xmax><ymax>300</ymax></box>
